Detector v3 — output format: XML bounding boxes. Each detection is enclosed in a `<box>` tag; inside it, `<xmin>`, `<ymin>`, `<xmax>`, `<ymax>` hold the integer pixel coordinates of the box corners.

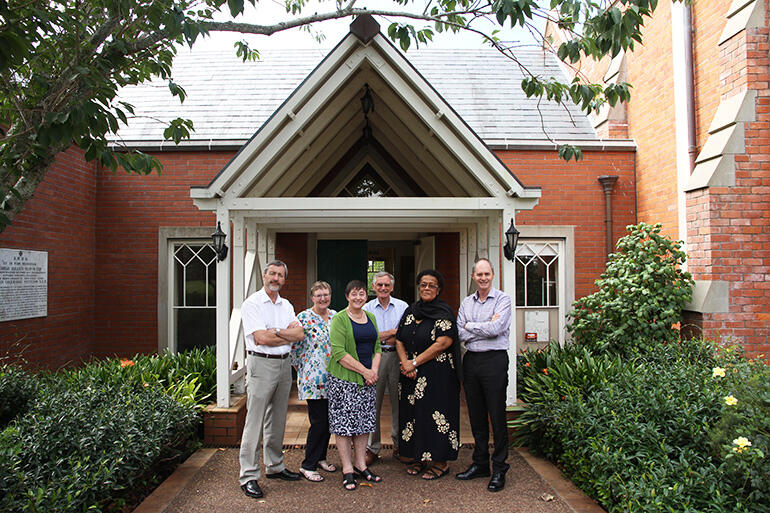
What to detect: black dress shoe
<box><xmin>266</xmin><ymin>468</ymin><xmax>301</xmax><ymax>481</ymax></box>
<box><xmin>455</xmin><ymin>463</ymin><xmax>491</xmax><ymax>480</ymax></box>
<box><xmin>487</xmin><ymin>471</ymin><xmax>506</xmax><ymax>492</ymax></box>
<box><xmin>241</xmin><ymin>480</ymin><xmax>264</xmax><ymax>499</ymax></box>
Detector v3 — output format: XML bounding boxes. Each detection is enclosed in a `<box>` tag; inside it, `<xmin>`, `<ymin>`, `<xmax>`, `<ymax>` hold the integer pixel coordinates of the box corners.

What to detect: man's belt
<box><xmin>247</xmin><ymin>350</ymin><xmax>289</xmax><ymax>359</ymax></box>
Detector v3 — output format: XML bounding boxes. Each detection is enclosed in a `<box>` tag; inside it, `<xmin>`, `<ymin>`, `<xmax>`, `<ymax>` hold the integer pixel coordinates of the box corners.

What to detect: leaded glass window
<box><xmin>515</xmin><ymin>242</ymin><xmax>559</xmax><ymax>307</ymax></box>
<box><xmin>172</xmin><ymin>242</ymin><xmax>217</xmax><ymax>352</ymax></box>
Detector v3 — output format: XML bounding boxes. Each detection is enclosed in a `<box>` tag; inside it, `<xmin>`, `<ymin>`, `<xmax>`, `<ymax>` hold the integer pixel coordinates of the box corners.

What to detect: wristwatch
<box><xmin>412</xmin><ymin>358</ymin><xmax>418</xmax><ymax>369</ymax></box>
<box><xmin>275</xmin><ymin>328</ymin><xmax>281</xmax><ymax>336</ymax></box>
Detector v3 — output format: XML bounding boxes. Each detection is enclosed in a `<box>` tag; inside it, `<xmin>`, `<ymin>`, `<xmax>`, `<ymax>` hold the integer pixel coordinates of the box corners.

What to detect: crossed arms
<box><xmin>457</xmin><ymin>294</ymin><xmax>512</xmax><ymax>343</ymax></box>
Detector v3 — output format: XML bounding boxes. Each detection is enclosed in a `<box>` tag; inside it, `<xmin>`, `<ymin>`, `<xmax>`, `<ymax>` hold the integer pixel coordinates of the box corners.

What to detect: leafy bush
<box><xmin>0</xmin><ymin>380</ymin><xmax>199</xmax><ymax>512</ymax></box>
<box><xmin>708</xmin><ymin>350</ymin><xmax>770</xmax><ymax>509</ymax></box>
<box><xmin>0</xmin><ymin>365</ymin><xmax>38</xmax><ymax>428</ymax></box>
<box><xmin>567</xmin><ymin>222</ymin><xmax>694</xmax><ymax>355</ymax></box>
<box><xmin>0</xmin><ymin>347</ymin><xmax>215</xmax><ymax>512</ymax></box>
<box><xmin>516</xmin><ymin>339</ymin><xmax>769</xmax><ymax>513</ymax></box>
<box><xmin>59</xmin><ymin>346</ymin><xmax>216</xmax><ymax>408</ymax></box>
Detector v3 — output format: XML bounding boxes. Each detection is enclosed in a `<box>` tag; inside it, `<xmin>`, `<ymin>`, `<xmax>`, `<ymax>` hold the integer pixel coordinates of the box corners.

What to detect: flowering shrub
<box><xmin>567</xmin><ymin>223</ymin><xmax>693</xmax><ymax>355</ymax></box>
<box><xmin>708</xmin><ymin>350</ymin><xmax>770</xmax><ymax>509</ymax></box>
<box><xmin>515</xmin><ymin>339</ymin><xmax>769</xmax><ymax>512</ymax></box>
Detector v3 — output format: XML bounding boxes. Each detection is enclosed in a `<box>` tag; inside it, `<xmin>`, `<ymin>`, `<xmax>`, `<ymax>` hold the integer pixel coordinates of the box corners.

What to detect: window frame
<box><xmin>157</xmin><ymin>227</ymin><xmax>216</xmax><ymax>354</ymax></box>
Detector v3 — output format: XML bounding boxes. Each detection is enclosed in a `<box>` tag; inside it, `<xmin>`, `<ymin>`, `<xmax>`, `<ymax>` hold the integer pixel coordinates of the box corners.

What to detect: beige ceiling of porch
<box><xmin>246</xmin><ymin>65</ymin><xmax>486</xmax><ymax>198</ymax></box>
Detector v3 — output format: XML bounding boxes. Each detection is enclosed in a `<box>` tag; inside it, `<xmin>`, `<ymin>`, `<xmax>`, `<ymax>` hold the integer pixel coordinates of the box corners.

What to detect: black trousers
<box><xmin>302</xmin><ymin>398</ymin><xmax>331</xmax><ymax>471</ymax></box>
<box><xmin>462</xmin><ymin>350</ymin><xmax>510</xmax><ymax>473</ymax></box>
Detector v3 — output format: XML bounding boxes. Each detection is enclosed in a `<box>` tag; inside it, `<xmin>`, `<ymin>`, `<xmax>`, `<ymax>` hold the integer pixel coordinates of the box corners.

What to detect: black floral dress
<box><xmin>397</xmin><ymin>309</ymin><xmax>460</xmax><ymax>462</ymax></box>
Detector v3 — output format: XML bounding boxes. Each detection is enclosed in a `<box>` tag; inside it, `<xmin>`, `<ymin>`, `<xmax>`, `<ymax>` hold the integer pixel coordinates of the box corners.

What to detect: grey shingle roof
<box><xmin>113</xmin><ymin>43</ymin><xmax>598</xmax><ymax>145</ymax></box>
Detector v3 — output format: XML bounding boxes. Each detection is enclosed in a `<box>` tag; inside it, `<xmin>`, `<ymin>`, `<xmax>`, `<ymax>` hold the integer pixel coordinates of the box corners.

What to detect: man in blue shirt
<box><xmin>455</xmin><ymin>258</ymin><xmax>512</xmax><ymax>492</ymax></box>
<box><xmin>363</xmin><ymin>271</ymin><xmax>409</xmax><ymax>465</ymax></box>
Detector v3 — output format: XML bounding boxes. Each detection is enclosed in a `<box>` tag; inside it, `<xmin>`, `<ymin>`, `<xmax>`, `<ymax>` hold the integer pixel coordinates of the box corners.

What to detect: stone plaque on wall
<box><xmin>0</xmin><ymin>248</ymin><xmax>48</xmax><ymax>322</ymax></box>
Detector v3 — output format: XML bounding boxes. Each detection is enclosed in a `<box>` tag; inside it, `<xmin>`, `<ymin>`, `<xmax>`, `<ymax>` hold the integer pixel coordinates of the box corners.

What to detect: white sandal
<box><xmin>299</xmin><ymin>468</ymin><xmax>324</xmax><ymax>482</ymax></box>
<box><xmin>318</xmin><ymin>460</ymin><xmax>337</xmax><ymax>472</ymax></box>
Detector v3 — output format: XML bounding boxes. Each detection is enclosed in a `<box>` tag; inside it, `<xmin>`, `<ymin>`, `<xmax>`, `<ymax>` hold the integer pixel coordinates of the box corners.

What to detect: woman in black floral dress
<box><xmin>395</xmin><ymin>269</ymin><xmax>461</xmax><ymax>480</ymax></box>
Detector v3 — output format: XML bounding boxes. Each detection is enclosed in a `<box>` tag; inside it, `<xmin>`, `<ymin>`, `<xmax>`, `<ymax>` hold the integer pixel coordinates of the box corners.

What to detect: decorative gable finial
<box><xmin>350</xmin><ymin>14</ymin><xmax>380</xmax><ymax>43</ymax></box>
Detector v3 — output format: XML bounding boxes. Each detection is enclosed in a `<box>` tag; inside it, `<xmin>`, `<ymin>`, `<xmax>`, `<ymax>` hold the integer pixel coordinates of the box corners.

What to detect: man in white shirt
<box><xmin>363</xmin><ymin>271</ymin><xmax>409</xmax><ymax>466</ymax></box>
<box><xmin>239</xmin><ymin>260</ymin><xmax>305</xmax><ymax>499</ymax></box>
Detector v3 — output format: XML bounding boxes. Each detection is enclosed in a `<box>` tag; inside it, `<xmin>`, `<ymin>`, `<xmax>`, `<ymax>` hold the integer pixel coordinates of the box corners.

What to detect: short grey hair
<box><xmin>264</xmin><ymin>260</ymin><xmax>288</xmax><ymax>278</ymax></box>
<box><xmin>471</xmin><ymin>258</ymin><xmax>494</xmax><ymax>275</ymax></box>
<box><xmin>371</xmin><ymin>271</ymin><xmax>394</xmax><ymax>286</ymax></box>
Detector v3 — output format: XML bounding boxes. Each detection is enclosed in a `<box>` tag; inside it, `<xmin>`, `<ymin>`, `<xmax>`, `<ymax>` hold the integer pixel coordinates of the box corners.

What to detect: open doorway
<box><xmin>316</xmin><ymin>239</ymin><xmax>417</xmax><ymax>310</ymax></box>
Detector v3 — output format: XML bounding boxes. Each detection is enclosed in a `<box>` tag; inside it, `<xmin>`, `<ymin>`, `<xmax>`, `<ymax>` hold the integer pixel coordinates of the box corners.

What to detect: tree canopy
<box><xmin>0</xmin><ymin>0</ymin><xmax>658</xmax><ymax>231</ymax></box>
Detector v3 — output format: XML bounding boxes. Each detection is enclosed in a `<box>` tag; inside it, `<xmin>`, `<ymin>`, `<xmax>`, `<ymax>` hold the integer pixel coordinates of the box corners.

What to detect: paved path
<box><xmin>135</xmin><ymin>446</ymin><xmax>605</xmax><ymax>513</ymax></box>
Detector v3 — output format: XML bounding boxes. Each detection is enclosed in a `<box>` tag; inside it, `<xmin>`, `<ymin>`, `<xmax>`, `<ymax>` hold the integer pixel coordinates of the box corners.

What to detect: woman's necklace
<box><xmin>348</xmin><ymin>309</ymin><xmax>367</xmax><ymax>323</ymax></box>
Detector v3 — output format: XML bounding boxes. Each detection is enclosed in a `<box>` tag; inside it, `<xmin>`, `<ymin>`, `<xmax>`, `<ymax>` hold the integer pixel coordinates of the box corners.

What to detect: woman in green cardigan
<box><xmin>327</xmin><ymin>280</ymin><xmax>383</xmax><ymax>491</ymax></box>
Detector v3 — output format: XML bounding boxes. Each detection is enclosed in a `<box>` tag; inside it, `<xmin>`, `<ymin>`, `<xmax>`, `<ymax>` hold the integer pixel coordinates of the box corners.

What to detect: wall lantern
<box><xmin>211</xmin><ymin>221</ymin><xmax>229</xmax><ymax>262</ymax></box>
<box><xmin>502</xmin><ymin>219</ymin><xmax>520</xmax><ymax>262</ymax></box>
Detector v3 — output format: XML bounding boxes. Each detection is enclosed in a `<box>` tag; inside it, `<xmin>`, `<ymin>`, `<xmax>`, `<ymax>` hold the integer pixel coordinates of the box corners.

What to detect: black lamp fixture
<box><xmin>360</xmin><ymin>83</ymin><xmax>374</xmax><ymax>139</ymax></box>
<box><xmin>502</xmin><ymin>219</ymin><xmax>520</xmax><ymax>262</ymax></box>
<box><xmin>211</xmin><ymin>221</ymin><xmax>229</xmax><ymax>262</ymax></box>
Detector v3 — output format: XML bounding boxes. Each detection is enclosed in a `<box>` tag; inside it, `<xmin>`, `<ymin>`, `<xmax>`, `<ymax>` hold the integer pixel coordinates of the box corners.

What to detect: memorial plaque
<box><xmin>0</xmin><ymin>249</ymin><xmax>48</xmax><ymax>322</ymax></box>
<box><xmin>524</xmin><ymin>310</ymin><xmax>549</xmax><ymax>342</ymax></box>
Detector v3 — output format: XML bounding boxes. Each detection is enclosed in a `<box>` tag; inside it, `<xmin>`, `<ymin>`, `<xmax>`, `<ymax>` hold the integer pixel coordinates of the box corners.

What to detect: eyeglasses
<box><xmin>418</xmin><ymin>282</ymin><xmax>439</xmax><ymax>290</ymax></box>
<box><xmin>312</xmin><ymin>293</ymin><xmax>330</xmax><ymax>298</ymax></box>
<box><xmin>374</xmin><ymin>283</ymin><xmax>392</xmax><ymax>288</ymax></box>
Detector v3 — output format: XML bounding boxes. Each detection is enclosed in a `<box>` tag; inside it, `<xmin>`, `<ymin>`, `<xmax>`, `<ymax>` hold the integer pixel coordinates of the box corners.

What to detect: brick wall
<box><xmin>497</xmin><ymin>149</ymin><xmax>637</xmax><ymax>299</ymax></box>
<box><xmin>275</xmin><ymin>233</ymin><xmax>309</xmax><ymax>313</ymax></box>
<box><xmin>692</xmin><ymin>2</ymin><xmax>726</xmax><ymax>149</ymax></box>
<box><xmin>0</xmin><ymin>148</ymin><xmax>96</xmax><ymax>368</ymax></box>
<box><xmin>93</xmin><ymin>151</ymin><xmax>232</xmax><ymax>357</ymax></box>
<box><xmin>623</xmin><ymin>0</ymin><xmax>679</xmax><ymax>238</ymax></box>
<box><xmin>435</xmin><ymin>232</ymin><xmax>460</xmax><ymax>313</ymax></box>
<box><xmin>683</xmin><ymin>8</ymin><xmax>770</xmax><ymax>355</ymax></box>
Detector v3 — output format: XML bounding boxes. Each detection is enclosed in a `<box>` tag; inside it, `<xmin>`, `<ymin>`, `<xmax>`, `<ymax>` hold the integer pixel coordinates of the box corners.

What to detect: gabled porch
<box><xmin>190</xmin><ymin>15</ymin><xmax>541</xmax><ymax>413</ymax></box>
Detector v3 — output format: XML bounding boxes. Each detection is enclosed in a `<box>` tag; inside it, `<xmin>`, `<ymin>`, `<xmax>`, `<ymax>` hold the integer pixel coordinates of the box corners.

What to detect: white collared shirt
<box><xmin>242</xmin><ymin>288</ymin><xmax>299</xmax><ymax>355</ymax></box>
<box><xmin>363</xmin><ymin>295</ymin><xmax>409</xmax><ymax>347</ymax></box>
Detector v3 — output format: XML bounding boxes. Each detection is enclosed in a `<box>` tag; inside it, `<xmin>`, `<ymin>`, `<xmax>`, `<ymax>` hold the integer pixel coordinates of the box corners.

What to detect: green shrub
<box><xmin>516</xmin><ymin>339</ymin><xmax>769</xmax><ymax>513</ymax></box>
<box><xmin>0</xmin><ymin>364</ymin><xmax>38</xmax><ymax>428</ymax></box>
<box><xmin>708</xmin><ymin>351</ymin><xmax>770</xmax><ymax>509</ymax></box>
<box><xmin>59</xmin><ymin>346</ymin><xmax>216</xmax><ymax>409</ymax></box>
<box><xmin>0</xmin><ymin>347</ymin><xmax>214</xmax><ymax>512</ymax></box>
<box><xmin>567</xmin><ymin>222</ymin><xmax>694</xmax><ymax>355</ymax></box>
<box><xmin>0</xmin><ymin>379</ymin><xmax>199</xmax><ymax>512</ymax></box>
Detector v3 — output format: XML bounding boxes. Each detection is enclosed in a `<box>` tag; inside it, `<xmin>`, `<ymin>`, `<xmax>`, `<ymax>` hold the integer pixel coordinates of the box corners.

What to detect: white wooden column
<box><xmin>256</xmin><ymin>225</ymin><xmax>267</xmax><ymax>287</ymax></box>
<box><xmin>215</xmin><ymin>208</ymin><xmax>232</xmax><ymax>407</ymax></box>
<box><xmin>267</xmin><ymin>230</ymin><xmax>276</xmax><ymax>263</ymax></box>
<box><xmin>476</xmin><ymin>220</ymin><xmax>488</xmax><ymax>260</ymax></box>
<box><xmin>459</xmin><ymin>227</ymin><xmax>468</xmax><ymax>300</ymax></box>
<box><xmin>501</xmin><ymin>208</ymin><xmax>518</xmax><ymax>405</ymax></box>
<box><xmin>230</xmin><ymin>216</ymin><xmax>246</xmax><ymax>395</ymax></box>
<box><xmin>488</xmin><ymin>215</ymin><xmax>501</xmax><ymax>290</ymax></box>
<box><xmin>467</xmin><ymin>222</ymin><xmax>478</xmax><ymax>296</ymax></box>
<box><xmin>245</xmin><ymin>221</ymin><xmax>258</xmax><ymax>296</ymax></box>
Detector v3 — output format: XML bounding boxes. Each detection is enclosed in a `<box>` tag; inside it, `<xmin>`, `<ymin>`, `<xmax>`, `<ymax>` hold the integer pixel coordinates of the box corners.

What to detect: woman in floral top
<box><xmin>292</xmin><ymin>281</ymin><xmax>337</xmax><ymax>482</ymax></box>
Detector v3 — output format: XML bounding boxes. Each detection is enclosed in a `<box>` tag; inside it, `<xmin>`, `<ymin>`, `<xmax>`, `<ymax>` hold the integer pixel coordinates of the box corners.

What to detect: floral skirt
<box><xmin>327</xmin><ymin>374</ymin><xmax>376</xmax><ymax>436</ymax></box>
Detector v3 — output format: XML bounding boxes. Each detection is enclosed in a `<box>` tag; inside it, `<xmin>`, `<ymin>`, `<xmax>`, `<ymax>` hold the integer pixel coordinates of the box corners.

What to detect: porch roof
<box><xmin>112</xmin><ymin>43</ymin><xmax>599</xmax><ymax>149</ymax></box>
<box><xmin>186</xmin><ymin>18</ymin><xmax>543</xmax><ymax>203</ymax></box>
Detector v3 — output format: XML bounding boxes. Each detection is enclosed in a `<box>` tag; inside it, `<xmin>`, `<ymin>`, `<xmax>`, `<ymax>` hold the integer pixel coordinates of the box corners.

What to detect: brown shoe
<box><xmin>365</xmin><ymin>449</ymin><xmax>379</xmax><ymax>466</ymax></box>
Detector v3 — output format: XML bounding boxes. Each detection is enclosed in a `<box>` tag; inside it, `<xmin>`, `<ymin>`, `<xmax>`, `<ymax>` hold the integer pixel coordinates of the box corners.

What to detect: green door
<box><xmin>317</xmin><ymin>240</ymin><xmax>368</xmax><ymax>311</ymax></box>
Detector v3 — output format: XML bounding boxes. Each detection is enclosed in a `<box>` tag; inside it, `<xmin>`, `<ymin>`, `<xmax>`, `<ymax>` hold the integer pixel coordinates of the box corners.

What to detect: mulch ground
<box><xmin>162</xmin><ymin>446</ymin><xmax>575</xmax><ymax>513</ymax></box>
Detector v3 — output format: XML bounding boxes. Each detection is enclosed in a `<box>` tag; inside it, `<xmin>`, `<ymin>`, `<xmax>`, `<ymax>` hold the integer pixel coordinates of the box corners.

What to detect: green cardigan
<box><xmin>328</xmin><ymin>308</ymin><xmax>381</xmax><ymax>385</ymax></box>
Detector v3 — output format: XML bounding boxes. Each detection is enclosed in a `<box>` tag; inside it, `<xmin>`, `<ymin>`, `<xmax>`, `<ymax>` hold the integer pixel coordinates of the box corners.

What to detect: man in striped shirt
<box><xmin>455</xmin><ymin>258</ymin><xmax>512</xmax><ymax>492</ymax></box>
